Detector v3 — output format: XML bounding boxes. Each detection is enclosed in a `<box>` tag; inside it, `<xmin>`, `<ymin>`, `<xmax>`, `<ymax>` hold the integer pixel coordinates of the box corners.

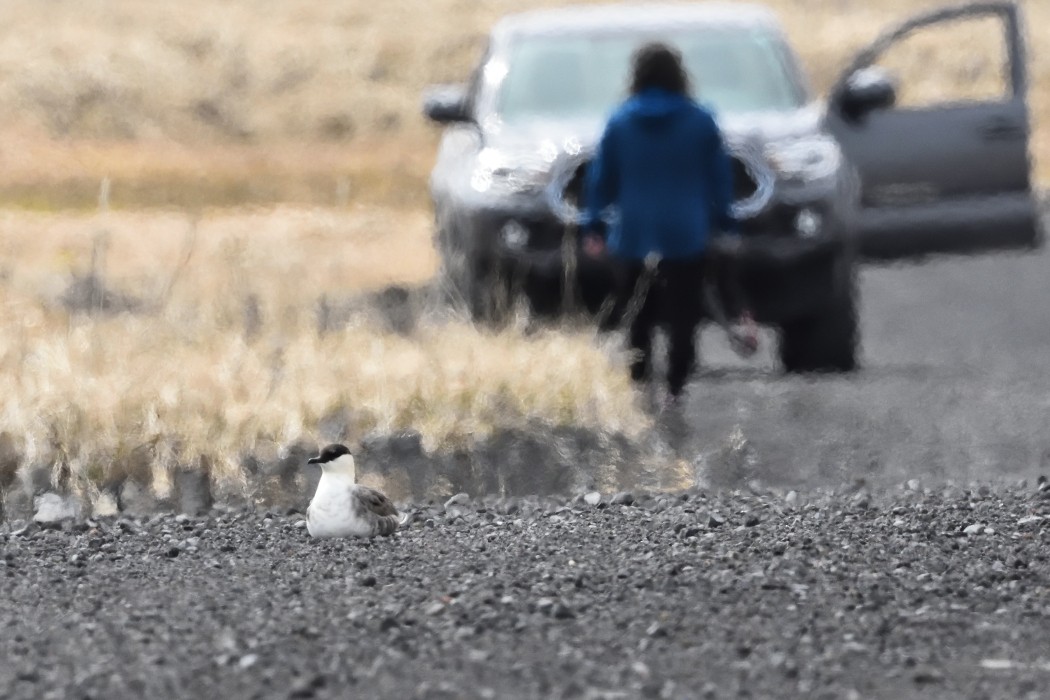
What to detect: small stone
<box><xmin>552</xmin><ymin>603</ymin><xmax>575</xmax><ymax>620</ymax></box>
<box><xmin>906</xmin><ymin>479</ymin><xmax>922</xmax><ymax>492</ymax></box>
<box><xmin>745</xmin><ymin>514</ymin><xmax>761</xmax><ymax>527</ymax></box>
<box><xmin>33</xmin><ymin>493</ymin><xmax>80</xmax><ymax>525</ymax></box>
<box><xmin>708</xmin><ymin>513</ymin><xmax>726</xmax><ymax>528</ymax></box>
<box><xmin>294</xmin><ymin>520</ymin><xmax>308</xmax><ymax>530</ymax></box>
<box><xmin>175</xmin><ymin>514</ymin><xmax>191</xmax><ymax>524</ymax></box>
<box><xmin>16</xmin><ymin>670</ymin><xmax>40</xmax><ymax>683</ymax></box>
<box><xmin>496</xmin><ymin>500</ymin><xmax>520</xmax><ymax>516</ymax></box>
<box><xmin>1017</xmin><ymin>516</ymin><xmax>1043</xmax><ymax>527</ymax></box>
<box><xmin>912</xmin><ymin>666</ymin><xmax>944</xmax><ymax>685</ymax></box>
<box><xmin>963</xmin><ymin>523</ymin><xmax>984</xmax><ymax>536</ymax></box>
<box><xmin>646</xmin><ymin>622</ymin><xmax>668</xmax><ymax>638</ymax></box>
<box><xmin>238</xmin><ymin>654</ymin><xmax>258</xmax><ymax>670</ymax></box>
<box><xmin>425</xmin><ymin>602</ymin><xmax>445</xmax><ymax>616</ymax></box>
<box><xmin>583</xmin><ymin>491</ymin><xmax>602</xmax><ymax>507</ymax></box>
<box><xmin>360</xmin><ymin>575</ymin><xmax>377</xmax><ymax>587</ymax></box>
<box><xmin>610</xmin><ymin>492</ymin><xmax>635</xmax><ymax>506</ymax></box>
<box><xmin>535</xmin><ymin>597</ymin><xmax>555</xmax><ymax>613</ymax></box>
<box><xmin>784</xmin><ymin>491</ymin><xmax>798</xmax><ymax>506</ymax></box>
<box><xmin>165</xmin><ymin>546</ymin><xmax>181</xmax><ymax>558</ymax></box>
<box><xmin>289</xmin><ymin>673</ymin><xmax>327</xmax><ymax>699</ymax></box>
<box><xmin>444</xmin><ymin>493</ymin><xmax>471</xmax><ymax>511</ymax></box>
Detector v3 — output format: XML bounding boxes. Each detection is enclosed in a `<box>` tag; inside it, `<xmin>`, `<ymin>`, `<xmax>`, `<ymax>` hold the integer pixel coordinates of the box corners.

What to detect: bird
<box><xmin>304</xmin><ymin>443</ymin><xmax>409</xmax><ymax>539</ymax></box>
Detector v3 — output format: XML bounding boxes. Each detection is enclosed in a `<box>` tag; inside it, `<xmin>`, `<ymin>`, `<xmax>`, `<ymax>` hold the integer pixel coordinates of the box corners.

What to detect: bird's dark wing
<box><xmin>353</xmin><ymin>486</ymin><xmax>400</xmax><ymax>518</ymax></box>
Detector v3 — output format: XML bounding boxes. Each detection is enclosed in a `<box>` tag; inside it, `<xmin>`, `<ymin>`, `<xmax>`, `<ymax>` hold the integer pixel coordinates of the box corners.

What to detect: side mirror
<box><xmin>422</xmin><ymin>84</ymin><xmax>472</xmax><ymax>124</ymax></box>
<box><xmin>837</xmin><ymin>67</ymin><xmax>897</xmax><ymax>121</ymax></box>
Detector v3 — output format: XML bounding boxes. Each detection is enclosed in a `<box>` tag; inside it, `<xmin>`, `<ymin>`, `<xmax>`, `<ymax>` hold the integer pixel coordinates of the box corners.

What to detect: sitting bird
<box><xmin>305</xmin><ymin>443</ymin><xmax>409</xmax><ymax>538</ymax></box>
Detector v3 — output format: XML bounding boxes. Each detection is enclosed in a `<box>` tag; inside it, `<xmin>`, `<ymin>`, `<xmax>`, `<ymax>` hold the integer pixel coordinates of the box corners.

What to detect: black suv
<box><xmin>423</xmin><ymin>2</ymin><xmax>1042</xmax><ymax>372</ymax></box>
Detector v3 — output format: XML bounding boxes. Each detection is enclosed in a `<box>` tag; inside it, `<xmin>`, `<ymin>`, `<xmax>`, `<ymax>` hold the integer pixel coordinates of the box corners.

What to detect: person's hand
<box><xmin>582</xmin><ymin>233</ymin><xmax>606</xmax><ymax>258</ymax></box>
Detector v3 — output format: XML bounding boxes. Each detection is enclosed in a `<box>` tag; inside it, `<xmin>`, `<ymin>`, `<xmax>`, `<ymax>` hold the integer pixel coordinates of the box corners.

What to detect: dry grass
<box><xmin>0</xmin><ymin>0</ymin><xmax>1045</xmax><ymax>207</ymax></box>
<box><xmin>0</xmin><ymin>206</ymin><xmax>648</xmax><ymax>498</ymax></box>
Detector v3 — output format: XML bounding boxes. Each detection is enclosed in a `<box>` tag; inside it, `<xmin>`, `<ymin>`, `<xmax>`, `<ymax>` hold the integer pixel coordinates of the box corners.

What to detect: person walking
<box><xmin>582</xmin><ymin>41</ymin><xmax>747</xmax><ymax>404</ymax></box>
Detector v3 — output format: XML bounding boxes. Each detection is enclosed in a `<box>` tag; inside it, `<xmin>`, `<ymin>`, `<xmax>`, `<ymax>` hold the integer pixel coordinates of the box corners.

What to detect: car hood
<box><xmin>482</xmin><ymin>103</ymin><xmax>827</xmax><ymax>162</ymax></box>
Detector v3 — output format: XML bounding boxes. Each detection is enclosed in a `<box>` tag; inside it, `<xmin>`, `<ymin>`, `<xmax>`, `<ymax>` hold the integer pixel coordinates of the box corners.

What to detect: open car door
<box><xmin>825</xmin><ymin>1</ymin><xmax>1043</xmax><ymax>260</ymax></box>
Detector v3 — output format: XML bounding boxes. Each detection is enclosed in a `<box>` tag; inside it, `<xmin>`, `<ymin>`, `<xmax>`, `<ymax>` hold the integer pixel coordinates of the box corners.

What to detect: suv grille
<box><xmin>548</xmin><ymin>147</ymin><xmax>774</xmax><ymax>225</ymax></box>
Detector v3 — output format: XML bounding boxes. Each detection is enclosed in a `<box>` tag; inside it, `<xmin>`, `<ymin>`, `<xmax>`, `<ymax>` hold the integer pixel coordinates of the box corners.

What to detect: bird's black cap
<box><xmin>307</xmin><ymin>443</ymin><xmax>352</xmax><ymax>465</ymax></box>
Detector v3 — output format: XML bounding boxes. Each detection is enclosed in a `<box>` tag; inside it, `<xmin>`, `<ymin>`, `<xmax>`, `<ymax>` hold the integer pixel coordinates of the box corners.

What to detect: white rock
<box><xmin>963</xmin><ymin>523</ymin><xmax>984</xmax><ymax>536</ymax></box>
<box><xmin>980</xmin><ymin>659</ymin><xmax>1017</xmax><ymax>671</ymax></box>
<box><xmin>33</xmin><ymin>492</ymin><xmax>81</xmax><ymax>524</ymax></box>
<box><xmin>92</xmin><ymin>493</ymin><xmax>119</xmax><ymax>518</ymax></box>
<box><xmin>443</xmin><ymin>493</ymin><xmax>471</xmax><ymax>510</ymax></box>
<box><xmin>583</xmin><ymin>491</ymin><xmax>602</xmax><ymax>506</ymax></box>
<box><xmin>1017</xmin><ymin>516</ymin><xmax>1044</xmax><ymax>527</ymax></box>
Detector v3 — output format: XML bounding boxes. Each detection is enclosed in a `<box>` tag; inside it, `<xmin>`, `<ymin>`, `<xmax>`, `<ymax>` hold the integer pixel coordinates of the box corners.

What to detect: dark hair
<box><xmin>629</xmin><ymin>42</ymin><xmax>691</xmax><ymax>96</ymax></box>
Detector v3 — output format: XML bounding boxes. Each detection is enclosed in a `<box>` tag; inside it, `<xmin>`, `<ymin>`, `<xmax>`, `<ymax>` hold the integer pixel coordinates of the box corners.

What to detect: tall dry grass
<box><xmin>0</xmin><ymin>0</ymin><xmax>1045</xmax><ymax>207</ymax></box>
<box><xmin>0</xmin><ymin>206</ymin><xmax>648</xmax><ymax>500</ymax></box>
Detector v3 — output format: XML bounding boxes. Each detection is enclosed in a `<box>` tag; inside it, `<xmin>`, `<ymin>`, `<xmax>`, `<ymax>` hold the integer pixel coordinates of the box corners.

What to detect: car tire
<box><xmin>778</xmin><ymin>276</ymin><xmax>859</xmax><ymax>374</ymax></box>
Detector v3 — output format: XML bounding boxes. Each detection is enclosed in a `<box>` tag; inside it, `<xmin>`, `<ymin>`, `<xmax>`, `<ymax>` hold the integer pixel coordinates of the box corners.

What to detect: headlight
<box><xmin>500</xmin><ymin>220</ymin><xmax>529</xmax><ymax>249</ymax></box>
<box><xmin>470</xmin><ymin>148</ymin><xmax>551</xmax><ymax>195</ymax></box>
<box><xmin>765</xmin><ymin>136</ymin><xmax>842</xmax><ymax>182</ymax></box>
<box><xmin>794</xmin><ymin>208</ymin><xmax>822</xmax><ymax>238</ymax></box>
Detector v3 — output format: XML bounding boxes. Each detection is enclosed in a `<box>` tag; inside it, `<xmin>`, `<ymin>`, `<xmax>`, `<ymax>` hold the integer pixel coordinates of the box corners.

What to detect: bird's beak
<box><xmin>307</xmin><ymin>457</ymin><xmax>321</xmax><ymax>465</ymax></box>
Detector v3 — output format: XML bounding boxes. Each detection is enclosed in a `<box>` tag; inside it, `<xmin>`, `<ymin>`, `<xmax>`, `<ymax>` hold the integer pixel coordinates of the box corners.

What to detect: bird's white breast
<box><xmin>306</xmin><ymin>473</ymin><xmax>373</xmax><ymax>538</ymax></box>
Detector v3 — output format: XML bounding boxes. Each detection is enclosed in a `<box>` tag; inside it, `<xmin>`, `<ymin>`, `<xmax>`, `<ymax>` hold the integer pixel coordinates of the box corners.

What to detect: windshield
<box><xmin>496</xmin><ymin>28</ymin><xmax>805</xmax><ymax>122</ymax></box>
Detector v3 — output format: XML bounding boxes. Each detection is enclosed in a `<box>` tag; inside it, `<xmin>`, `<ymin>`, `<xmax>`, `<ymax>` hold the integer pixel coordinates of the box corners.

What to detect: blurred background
<box><xmin>0</xmin><ymin>0</ymin><xmax>1046</xmax><ymax>510</ymax></box>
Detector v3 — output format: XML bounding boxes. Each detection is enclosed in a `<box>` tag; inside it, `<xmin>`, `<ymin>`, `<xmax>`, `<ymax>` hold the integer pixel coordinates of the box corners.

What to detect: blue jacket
<box><xmin>582</xmin><ymin>88</ymin><xmax>737</xmax><ymax>261</ymax></box>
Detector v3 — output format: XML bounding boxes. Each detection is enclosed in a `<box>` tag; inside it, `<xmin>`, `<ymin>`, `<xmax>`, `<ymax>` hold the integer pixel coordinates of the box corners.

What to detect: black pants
<box><xmin>608</xmin><ymin>254</ymin><xmax>707</xmax><ymax>397</ymax></box>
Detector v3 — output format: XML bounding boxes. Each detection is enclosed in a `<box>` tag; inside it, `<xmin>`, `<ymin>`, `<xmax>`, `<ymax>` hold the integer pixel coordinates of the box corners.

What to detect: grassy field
<box><xmin>0</xmin><ymin>0</ymin><xmax>1045</xmax><ymax>208</ymax></box>
<box><xmin>0</xmin><ymin>206</ymin><xmax>646</xmax><ymax>502</ymax></box>
<box><xmin>1</xmin><ymin>0</ymin><xmax>1046</xmax><ymax>504</ymax></box>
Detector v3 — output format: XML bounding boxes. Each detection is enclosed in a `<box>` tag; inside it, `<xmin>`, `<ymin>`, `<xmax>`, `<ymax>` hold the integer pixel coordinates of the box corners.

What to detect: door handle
<box><xmin>980</xmin><ymin>119</ymin><xmax>1025</xmax><ymax>141</ymax></box>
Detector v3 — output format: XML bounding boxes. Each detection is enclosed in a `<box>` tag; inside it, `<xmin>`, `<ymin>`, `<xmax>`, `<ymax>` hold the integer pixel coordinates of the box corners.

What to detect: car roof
<box><xmin>492</xmin><ymin>3</ymin><xmax>783</xmax><ymax>39</ymax></box>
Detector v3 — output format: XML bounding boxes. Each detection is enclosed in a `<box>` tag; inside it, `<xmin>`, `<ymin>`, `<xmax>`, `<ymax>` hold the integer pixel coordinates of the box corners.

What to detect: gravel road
<box><xmin>682</xmin><ymin>230</ymin><xmax>1050</xmax><ymax>492</ymax></box>
<box><xmin>3</xmin><ymin>485</ymin><xmax>1049</xmax><ymax>700</ymax></box>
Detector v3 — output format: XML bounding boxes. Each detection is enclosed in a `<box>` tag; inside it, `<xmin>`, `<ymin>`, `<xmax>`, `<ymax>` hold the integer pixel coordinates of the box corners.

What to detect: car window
<box><xmin>495</xmin><ymin>27</ymin><xmax>805</xmax><ymax>123</ymax></box>
<box><xmin>868</xmin><ymin>15</ymin><xmax>1010</xmax><ymax>108</ymax></box>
